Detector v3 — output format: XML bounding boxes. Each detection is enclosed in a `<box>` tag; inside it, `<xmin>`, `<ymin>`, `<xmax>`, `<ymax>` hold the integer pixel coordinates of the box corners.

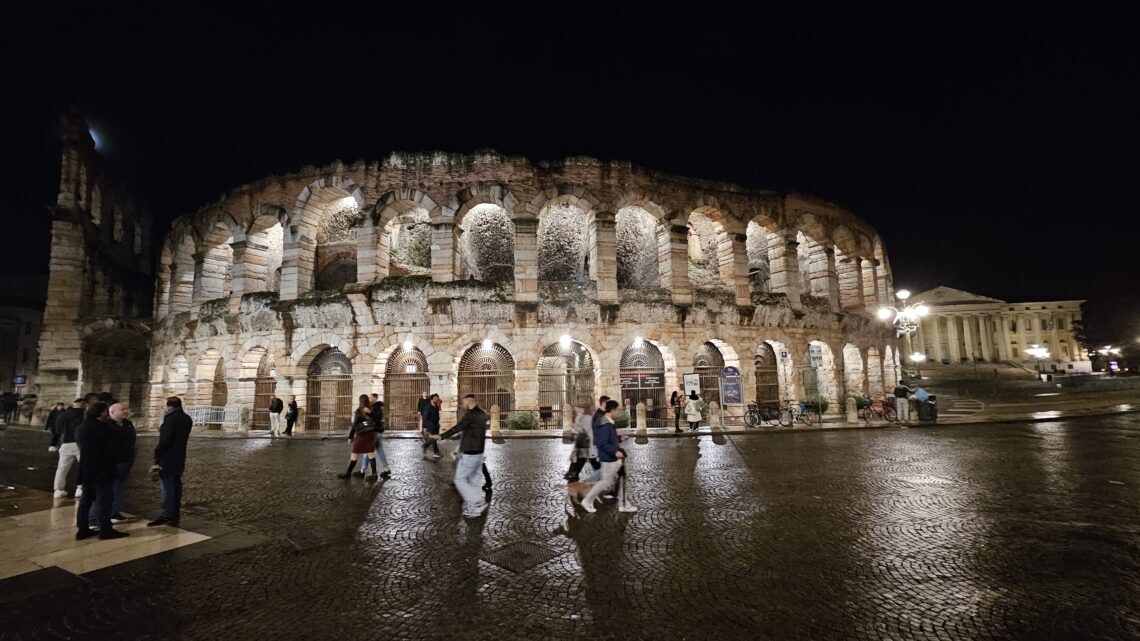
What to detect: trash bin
<box><xmin>917</xmin><ymin>395</ymin><xmax>937</xmax><ymax>423</ymax></box>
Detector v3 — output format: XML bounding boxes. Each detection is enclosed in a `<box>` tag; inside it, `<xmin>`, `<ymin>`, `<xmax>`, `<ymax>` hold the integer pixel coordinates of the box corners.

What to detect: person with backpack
<box><xmin>268</xmin><ymin>395</ymin><xmax>284</xmax><ymax>436</ymax></box>
<box><xmin>564</xmin><ymin>402</ymin><xmax>597</xmax><ymax>482</ymax></box>
<box><xmin>684</xmin><ymin>391</ymin><xmax>704</xmax><ymax>431</ymax></box>
<box><xmin>893</xmin><ymin>379</ymin><xmax>913</xmax><ymax>426</ymax></box>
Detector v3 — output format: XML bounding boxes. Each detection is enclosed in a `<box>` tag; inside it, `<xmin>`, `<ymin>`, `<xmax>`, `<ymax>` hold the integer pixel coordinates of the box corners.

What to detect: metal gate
<box><xmin>754</xmin><ymin>343</ymin><xmax>780</xmax><ymax>412</ymax></box>
<box><xmin>457</xmin><ymin>342</ymin><xmax>514</xmax><ymax>425</ymax></box>
<box><xmin>306</xmin><ymin>348</ymin><xmax>353</xmax><ymax>432</ymax></box>
<box><xmin>384</xmin><ymin>346</ymin><xmax>429</xmax><ymax>430</ymax></box>
<box><xmin>693</xmin><ymin>341</ymin><xmax>726</xmax><ymax>406</ymax></box>
<box><xmin>252</xmin><ymin>353</ymin><xmax>274</xmax><ymax>431</ymax></box>
<box><xmin>619</xmin><ymin>341</ymin><xmax>666</xmax><ymax>427</ymax></box>
<box><xmin>538</xmin><ymin>340</ymin><xmax>595</xmax><ymax>429</ymax></box>
<box><xmin>208</xmin><ymin>360</ymin><xmax>228</xmax><ymax>428</ymax></box>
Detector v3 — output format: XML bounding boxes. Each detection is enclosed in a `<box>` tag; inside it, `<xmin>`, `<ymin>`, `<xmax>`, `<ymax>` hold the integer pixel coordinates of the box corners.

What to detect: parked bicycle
<box><xmin>744</xmin><ymin>402</ymin><xmax>783</xmax><ymax>428</ymax></box>
<box><xmin>860</xmin><ymin>397</ymin><xmax>897</xmax><ymax>423</ymax></box>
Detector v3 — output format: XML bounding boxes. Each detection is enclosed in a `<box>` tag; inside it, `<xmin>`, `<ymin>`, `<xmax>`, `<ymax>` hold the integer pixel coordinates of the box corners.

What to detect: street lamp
<box><xmin>1026</xmin><ymin>344</ymin><xmax>1051</xmax><ymax>376</ymax></box>
<box><xmin>877</xmin><ymin>289</ymin><xmax>930</xmax><ymax>379</ymax></box>
<box><xmin>909</xmin><ymin>352</ymin><xmax>926</xmax><ymax>378</ymax></box>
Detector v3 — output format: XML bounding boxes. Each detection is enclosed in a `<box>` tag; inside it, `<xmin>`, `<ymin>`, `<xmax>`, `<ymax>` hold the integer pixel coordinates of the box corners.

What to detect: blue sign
<box><xmin>13</xmin><ymin>375</ymin><xmax>26</xmax><ymax>385</ymax></box>
<box><xmin>721</xmin><ymin>366</ymin><xmax>740</xmax><ymax>377</ymax></box>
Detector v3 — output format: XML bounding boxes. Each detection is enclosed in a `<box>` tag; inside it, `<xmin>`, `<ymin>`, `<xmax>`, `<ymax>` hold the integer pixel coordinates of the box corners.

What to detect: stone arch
<box><xmin>81</xmin><ymin>324</ymin><xmax>150</xmax><ymax>409</ymax></box>
<box><xmin>795</xmin><ymin>217</ymin><xmax>834</xmax><ymax>307</ymax></box>
<box><xmin>165</xmin><ymin>354</ymin><xmax>190</xmax><ymax>397</ymax></box>
<box><xmin>616</xmin><ymin>205</ymin><xmax>661</xmax><ymax>289</ymax></box>
<box><xmin>290</xmin><ymin>334</ymin><xmax>358</xmax><ymax>376</ymax></box>
<box><xmin>166</xmin><ymin>231</ymin><xmax>197</xmax><ymax>315</ymax></box>
<box><xmin>842</xmin><ymin>342</ymin><xmax>865</xmax><ymax>396</ymax></box>
<box><xmin>866</xmin><ymin>346</ymin><xmax>883</xmax><ymax>398</ymax></box>
<box><xmin>284</xmin><ymin>177</ymin><xmax>364</xmax><ymax>296</ymax></box>
<box><xmin>693</xmin><ymin>340</ymin><xmax>727</xmax><ymax>405</ymax></box>
<box><xmin>618</xmin><ymin>338</ymin><xmax>670</xmax><ymax>426</ymax></box>
<box><xmin>304</xmin><ymin>346</ymin><xmax>354</xmax><ymax>432</ymax></box>
<box><xmin>242</xmin><ymin>210</ymin><xmax>285</xmax><ymax>294</ymax></box>
<box><xmin>754</xmin><ymin>341</ymin><xmax>784</xmax><ymax>410</ymax></box>
<box><xmin>194</xmin><ymin>215</ymin><xmax>238</xmax><ymax>303</ymax></box>
<box><xmin>687</xmin><ymin>206</ymin><xmax>734</xmax><ymax>290</ymax></box>
<box><xmin>456</xmin><ymin>202</ymin><xmax>515</xmax><ymax>282</ymax></box>
<box><xmin>746</xmin><ymin>218</ymin><xmax>779</xmax><ymax>296</ymax></box>
<box><xmin>371</xmin><ymin>189</ymin><xmax>441</xmax><ymax>280</ymax></box>
<box><xmin>537</xmin><ymin>338</ymin><xmax>596</xmax><ymax>429</ymax></box>
<box><xmin>382</xmin><ymin>345</ymin><xmax>430</xmax><ymax>430</ymax></box>
<box><xmin>804</xmin><ymin>340</ymin><xmax>839</xmax><ymax>411</ymax></box>
<box><xmin>872</xmin><ymin>235</ymin><xmax>893</xmax><ymax>304</ymax></box>
<box><xmin>537</xmin><ymin>195</ymin><xmax>595</xmax><ymax>283</ymax></box>
<box><xmin>456</xmin><ymin>341</ymin><xmax>516</xmax><ymax>423</ymax></box>
<box><xmin>832</xmin><ymin>225</ymin><xmax>865</xmax><ymax>312</ymax></box>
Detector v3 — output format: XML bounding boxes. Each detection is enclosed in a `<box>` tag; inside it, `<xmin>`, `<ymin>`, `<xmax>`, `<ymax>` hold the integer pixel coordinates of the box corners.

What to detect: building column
<box><xmin>961</xmin><ymin>315</ymin><xmax>976</xmax><ymax>362</ymax></box>
<box><xmin>593</xmin><ymin>211</ymin><xmax>618</xmax><ymax>304</ymax></box>
<box><xmin>1049</xmin><ymin>312</ymin><xmax>1062</xmax><ymax>363</ymax></box>
<box><xmin>279</xmin><ymin>227</ymin><xmax>315</xmax><ymax>301</ymax></box>
<box><xmin>915</xmin><ymin>319</ymin><xmax>927</xmax><ymax>357</ymax></box>
<box><xmin>228</xmin><ymin>241</ymin><xmax>250</xmax><ymax>312</ymax></box>
<box><xmin>660</xmin><ymin>217</ymin><xmax>692</xmax><ymax>305</ymax></box>
<box><xmin>513</xmin><ymin>218</ymin><xmax>538</xmax><ymax>303</ymax></box>
<box><xmin>927</xmin><ymin>316</ymin><xmax>941</xmax><ymax>363</ymax></box>
<box><xmin>811</xmin><ymin>246</ymin><xmax>840</xmax><ymax>311</ymax></box>
<box><xmin>729</xmin><ymin>232</ymin><xmax>751</xmax><ymax>306</ymax></box>
<box><xmin>996</xmin><ymin>314</ymin><xmax>1012</xmax><ymax>361</ymax></box>
<box><xmin>978</xmin><ymin>314</ymin><xmax>994</xmax><ymax>362</ymax></box>
<box><xmin>861</xmin><ymin>257</ymin><xmax>879</xmax><ymax>309</ymax></box>
<box><xmin>1032</xmin><ymin>312</ymin><xmax>1045</xmax><ymax>347</ymax></box>
<box><xmin>766</xmin><ymin>231</ymin><xmax>801</xmax><ymax>310</ymax></box>
<box><xmin>355</xmin><ymin>225</ymin><xmax>379</xmax><ymax>283</ymax></box>
<box><xmin>946</xmin><ymin>316</ymin><xmax>962</xmax><ymax>362</ymax></box>
<box><xmin>838</xmin><ymin>255</ymin><xmax>865</xmax><ymax>312</ymax></box>
<box><xmin>430</xmin><ymin>220</ymin><xmax>455</xmax><ymax>284</ymax></box>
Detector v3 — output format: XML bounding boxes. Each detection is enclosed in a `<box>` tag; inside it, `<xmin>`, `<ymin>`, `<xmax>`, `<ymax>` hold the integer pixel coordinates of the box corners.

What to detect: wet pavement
<box><xmin>1</xmin><ymin>416</ymin><xmax>1139</xmax><ymax>641</ymax></box>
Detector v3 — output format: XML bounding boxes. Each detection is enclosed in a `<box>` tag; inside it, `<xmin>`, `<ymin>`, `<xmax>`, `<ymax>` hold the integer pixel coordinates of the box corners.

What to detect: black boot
<box><xmin>337</xmin><ymin>460</ymin><xmax>357</xmax><ymax>479</ymax></box>
<box><xmin>366</xmin><ymin>458</ymin><xmax>378</xmax><ymax>480</ymax></box>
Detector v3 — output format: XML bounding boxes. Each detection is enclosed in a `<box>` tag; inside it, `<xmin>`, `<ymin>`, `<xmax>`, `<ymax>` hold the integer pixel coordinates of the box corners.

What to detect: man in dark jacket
<box><xmin>45</xmin><ymin>403</ymin><xmax>64</xmax><ymax>432</ymax></box>
<box><xmin>420</xmin><ymin>393</ymin><xmax>442</xmax><ymax>459</ymax></box>
<box><xmin>148</xmin><ymin>397</ymin><xmax>193</xmax><ymax>527</ymax></box>
<box><xmin>367</xmin><ymin>393</ymin><xmax>391</xmax><ymax>478</ymax></box>
<box><xmin>580</xmin><ymin>400</ymin><xmax>625</xmax><ymax>513</ymax></box>
<box><xmin>51</xmin><ymin>399</ymin><xmax>87</xmax><ymax>498</ymax></box>
<box><xmin>284</xmin><ymin>395</ymin><xmax>298</xmax><ymax>436</ymax></box>
<box><xmin>75</xmin><ymin>402</ymin><xmax>128</xmax><ymax>540</ymax></box>
<box><xmin>89</xmin><ymin>402</ymin><xmax>136</xmax><ymax>524</ymax></box>
<box><xmin>268</xmin><ymin>395</ymin><xmax>284</xmax><ymax>436</ymax></box>
<box><xmin>432</xmin><ymin>395</ymin><xmax>489</xmax><ymax>517</ymax></box>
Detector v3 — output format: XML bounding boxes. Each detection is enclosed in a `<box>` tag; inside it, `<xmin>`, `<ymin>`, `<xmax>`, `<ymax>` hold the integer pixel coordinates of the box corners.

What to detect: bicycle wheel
<box><xmin>777</xmin><ymin>408</ymin><xmax>793</xmax><ymax>427</ymax></box>
<box><xmin>883</xmin><ymin>406</ymin><xmax>897</xmax><ymax>422</ymax></box>
<box><xmin>744</xmin><ymin>409</ymin><xmax>760</xmax><ymax>428</ymax></box>
<box><xmin>859</xmin><ymin>407</ymin><xmax>871</xmax><ymax>423</ymax></box>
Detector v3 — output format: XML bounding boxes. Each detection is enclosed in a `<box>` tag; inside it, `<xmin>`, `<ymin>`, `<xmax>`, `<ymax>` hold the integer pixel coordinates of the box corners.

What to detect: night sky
<box><xmin>3</xmin><ymin>6</ymin><xmax>1136</xmax><ymax>341</ymax></box>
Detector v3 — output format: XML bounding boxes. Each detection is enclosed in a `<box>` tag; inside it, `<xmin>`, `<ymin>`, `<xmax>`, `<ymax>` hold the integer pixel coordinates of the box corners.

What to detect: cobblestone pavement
<box><xmin>2</xmin><ymin>416</ymin><xmax>1139</xmax><ymax>641</ymax></box>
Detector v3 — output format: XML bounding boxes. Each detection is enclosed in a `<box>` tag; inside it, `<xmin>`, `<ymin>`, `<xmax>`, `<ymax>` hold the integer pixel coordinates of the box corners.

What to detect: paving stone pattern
<box><xmin>1</xmin><ymin>417</ymin><xmax>1139</xmax><ymax>641</ymax></box>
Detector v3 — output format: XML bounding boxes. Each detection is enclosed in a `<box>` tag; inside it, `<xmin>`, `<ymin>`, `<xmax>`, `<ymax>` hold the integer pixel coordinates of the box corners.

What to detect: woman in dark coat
<box><xmin>337</xmin><ymin>395</ymin><xmax>378</xmax><ymax>480</ymax></box>
<box><xmin>670</xmin><ymin>391</ymin><xmax>682</xmax><ymax>434</ymax></box>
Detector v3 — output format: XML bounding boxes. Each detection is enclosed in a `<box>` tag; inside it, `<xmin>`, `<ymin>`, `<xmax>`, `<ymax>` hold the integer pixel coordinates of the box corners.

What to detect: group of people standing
<box><xmin>266</xmin><ymin>394</ymin><xmax>298</xmax><ymax>436</ymax></box>
<box><xmin>565</xmin><ymin>395</ymin><xmax>637</xmax><ymax>514</ymax></box>
<box><xmin>47</xmin><ymin>393</ymin><xmax>192</xmax><ymax>540</ymax></box>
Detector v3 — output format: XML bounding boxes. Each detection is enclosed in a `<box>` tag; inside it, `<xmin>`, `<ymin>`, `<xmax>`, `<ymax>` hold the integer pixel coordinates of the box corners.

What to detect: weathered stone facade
<box><xmin>141</xmin><ymin>152</ymin><xmax>900</xmax><ymax>430</ymax></box>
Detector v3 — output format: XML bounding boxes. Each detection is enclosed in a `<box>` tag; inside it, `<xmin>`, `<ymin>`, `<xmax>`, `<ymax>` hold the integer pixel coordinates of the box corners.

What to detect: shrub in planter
<box><xmin>803</xmin><ymin>398</ymin><xmax>829</xmax><ymax>414</ymax></box>
<box><xmin>847</xmin><ymin>393</ymin><xmax>872</xmax><ymax>409</ymax></box>
<box><xmin>507</xmin><ymin>412</ymin><xmax>538</xmax><ymax>430</ymax></box>
<box><xmin>613</xmin><ymin>411</ymin><xmax>631</xmax><ymax>431</ymax></box>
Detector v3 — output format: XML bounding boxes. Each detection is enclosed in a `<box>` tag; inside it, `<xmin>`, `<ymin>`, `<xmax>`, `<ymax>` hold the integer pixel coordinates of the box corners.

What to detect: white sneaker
<box><xmin>618</xmin><ymin>504</ymin><xmax>639</xmax><ymax>513</ymax></box>
<box><xmin>582</xmin><ymin>500</ymin><xmax>597</xmax><ymax>513</ymax></box>
<box><xmin>74</xmin><ymin>486</ymin><xmax>83</xmax><ymax>497</ymax></box>
<box><xmin>53</xmin><ymin>490</ymin><xmax>67</xmax><ymax>498</ymax></box>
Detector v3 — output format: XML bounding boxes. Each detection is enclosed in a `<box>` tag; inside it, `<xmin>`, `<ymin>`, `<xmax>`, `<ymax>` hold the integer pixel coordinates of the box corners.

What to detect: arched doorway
<box><xmin>693</xmin><ymin>341</ymin><xmax>726</xmax><ymax>405</ymax></box>
<box><xmin>754</xmin><ymin>343</ymin><xmax>780</xmax><ymax>413</ymax></box>
<box><xmin>384</xmin><ymin>346</ymin><xmax>429</xmax><ymax>430</ymax></box>
<box><xmin>252</xmin><ymin>353</ymin><xmax>275</xmax><ymax>431</ymax></box>
<box><xmin>619</xmin><ymin>340</ymin><xmax>666</xmax><ymax>427</ymax></box>
<box><xmin>842</xmin><ymin>343</ymin><xmax>865</xmax><ymax>396</ymax></box>
<box><xmin>804</xmin><ymin>340</ymin><xmax>839</xmax><ymax>412</ymax></box>
<box><xmin>207</xmin><ymin>359</ymin><xmax>228</xmax><ymax>429</ymax></box>
<box><xmin>538</xmin><ymin>340</ymin><xmax>595</xmax><ymax>429</ymax></box>
<box><xmin>305</xmin><ymin>347</ymin><xmax>353</xmax><ymax>431</ymax></box>
<box><xmin>457</xmin><ymin>342</ymin><xmax>515</xmax><ymax>424</ymax></box>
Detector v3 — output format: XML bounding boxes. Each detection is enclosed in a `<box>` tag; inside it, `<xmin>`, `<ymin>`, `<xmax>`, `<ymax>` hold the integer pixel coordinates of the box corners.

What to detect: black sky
<box><xmin>3</xmin><ymin>5</ymin><xmax>1137</xmax><ymax>341</ymax></box>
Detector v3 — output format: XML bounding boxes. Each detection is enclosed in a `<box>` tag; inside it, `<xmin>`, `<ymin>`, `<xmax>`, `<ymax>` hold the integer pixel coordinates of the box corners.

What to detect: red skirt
<box><xmin>352</xmin><ymin>431</ymin><xmax>376</xmax><ymax>454</ymax></box>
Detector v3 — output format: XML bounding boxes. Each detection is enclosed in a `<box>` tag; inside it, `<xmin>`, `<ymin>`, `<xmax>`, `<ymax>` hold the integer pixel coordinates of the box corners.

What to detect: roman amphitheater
<box><xmin>124</xmin><ymin>152</ymin><xmax>901</xmax><ymax>431</ymax></box>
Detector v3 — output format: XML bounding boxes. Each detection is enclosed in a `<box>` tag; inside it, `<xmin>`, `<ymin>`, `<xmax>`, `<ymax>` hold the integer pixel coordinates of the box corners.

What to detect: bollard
<box><xmin>489</xmin><ymin>403</ymin><xmax>501</xmax><ymax>435</ymax></box>
<box><xmin>636</xmin><ymin>402</ymin><xmax>648</xmax><ymax>436</ymax></box>
<box><xmin>562</xmin><ymin>405</ymin><xmax>574</xmax><ymax>438</ymax></box>
<box><xmin>709</xmin><ymin>400</ymin><xmax>722</xmax><ymax>430</ymax></box>
<box><xmin>845</xmin><ymin>397</ymin><xmax>858</xmax><ymax>424</ymax></box>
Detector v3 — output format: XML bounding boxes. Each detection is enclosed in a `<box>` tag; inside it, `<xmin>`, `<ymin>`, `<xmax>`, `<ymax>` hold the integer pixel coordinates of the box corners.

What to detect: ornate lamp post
<box><xmin>1025</xmin><ymin>344</ymin><xmax>1051</xmax><ymax>376</ymax></box>
<box><xmin>877</xmin><ymin>289</ymin><xmax>930</xmax><ymax>380</ymax></box>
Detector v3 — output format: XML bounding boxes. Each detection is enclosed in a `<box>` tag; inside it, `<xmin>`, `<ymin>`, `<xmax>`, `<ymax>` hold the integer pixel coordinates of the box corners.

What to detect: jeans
<box><xmin>454</xmin><ymin>453</ymin><xmax>487</xmax><ymax>515</ymax></box>
<box><xmin>53</xmin><ymin>443</ymin><xmax>80</xmax><ymax>492</ymax></box>
<box><xmin>285</xmin><ymin>414</ymin><xmax>295</xmax><ymax>435</ymax></box>
<box><xmin>77</xmin><ymin>482</ymin><xmax>113</xmax><ymax>532</ymax></box>
<box><xmin>896</xmin><ymin>398</ymin><xmax>910</xmax><ymax>422</ymax></box>
<box><xmin>160</xmin><ymin>474</ymin><xmax>183</xmax><ymax>521</ymax></box>
<box><xmin>582</xmin><ymin>460</ymin><xmax>622</xmax><ymax>506</ymax></box>
<box><xmin>269</xmin><ymin>412</ymin><xmax>281</xmax><ymax>435</ymax></box>
<box><xmin>373</xmin><ymin>435</ymin><xmax>389</xmax><ymax>471</ymax></box>
<box><xmin>89</xmin><ymin>462</ymin><xmax>131</xmax><ymax>521</ymax></box>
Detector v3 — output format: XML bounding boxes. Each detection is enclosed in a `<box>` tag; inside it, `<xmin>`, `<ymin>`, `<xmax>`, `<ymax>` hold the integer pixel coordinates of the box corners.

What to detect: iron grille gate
<box><xmin>208</xmin><ymin>360</ymin><xmax>228</xmax><ymax>428</ymax></box>
<box><xmin>619</xmin><ymin>342</ymin><xmax>666</xmax><ymax>428</ymax></box>
<box><xmin>457</xmin><ymin>343</ymin><xmax>515</xmax><ymax>425</ymax></box>
<box><xmin>384</xmin><ymin>346</ymin><xmax>430</xmax><ymax>430</ymax></box>
<box><xmin>252</xmin><ymin>353</ymin><xmax>274</xmax><ymax>431</ymax></box>
<box><xmin>693</xmin><ymin>341</ymin><xmax>726</xmax><ymax>406</ymax></box>
<box><xmin>306</xmin><ymin>348</ymin><xmax>353</xmax><ymax>432</ymax></box>
<box><xmin>754</xmin><ymin>344</ymin><xmax>780</xmax><ymax>414</ymax></box>
<box><xmin>538</xmin><ymin>341</ymin><xmax>595</xmax><ymax>429</ymax></box>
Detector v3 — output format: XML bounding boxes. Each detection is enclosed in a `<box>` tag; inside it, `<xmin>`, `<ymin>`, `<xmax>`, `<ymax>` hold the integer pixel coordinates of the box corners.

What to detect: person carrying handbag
<box><xmin>338</xmin><ymin>396</ymin><xmax>379</xmax><ymax>480</ymax></box>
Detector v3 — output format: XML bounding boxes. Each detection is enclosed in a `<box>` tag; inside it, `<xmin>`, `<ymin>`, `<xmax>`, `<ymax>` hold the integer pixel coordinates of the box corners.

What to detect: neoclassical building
<box><xmin>910</xmin><ymin>287</ymin><xmax>1091</xmax><ymax>372</ymax></box>
<box><xmin>38</xmin><ymin>117</ymin><xmax>903</xmax><ymax>429</ymax></box>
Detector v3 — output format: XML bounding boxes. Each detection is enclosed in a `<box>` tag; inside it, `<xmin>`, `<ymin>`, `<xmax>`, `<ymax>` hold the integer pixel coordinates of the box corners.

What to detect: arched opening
<box><xmin>252</xmin><ymin>352</ymin><xmax>276</xmax><ymax>430</ymax></box>
<box><xmin>796</xmin><ymin>230</ymin><xmax>830</xmax><ymax>304</ymax></box>
<box><xmin>457</xmin><ymin>203</ymin><xmax>514</xmax><ymax>283</ymax></box>
<box><xmin>842</xmin><ymin>343</ymin><xmax>864</xmax><ymax>396</ymax></box>
<box><xmin>746</xmin><ymin>221</ymin><xmax>775</xmax><ymax>295</ymax></box>
<box><xmin>211</xmin><ymin>358</ymin><xmax>228</xmax><ymax>426</ymax></box>
<box><xmin>619</xmin><ymin>340</ymin><xmax>666</xmax><ymax>427</ymax></box>
<box><xmin>81</xmin><ymin>328</ymin><xmax>149</xmax><ymax>409</ymax></box>
<box><xmin>165</xmin><ymin>355</ymin><xmax>190</xmax><ymax>398</ymax></box>
<box><xmin>866</xmin><ymin>347</ymin><xmax>883</xmax><ymax>398</ymax></box>
<box><xmin>616</xmin><ymin>206</ymin><xmax>659</xmax><ymax>290</ymax></box>
<box><xmin>693</xmin><ymin>341</ymin><xmax>726</xmax><ymax>405</ymax></box>
<box><xmin>314</xmin><ymin>197</ymin><xmax>361</xmax><ymax>291</ymax></box>
<box><xmin>245</xmin><ymin>214</ymin><xmax>284</xmax><ymax>294</ymax></box>
<box><xmin>195</xmin><ymin>221</ymin><xmax>234</xmax><ymax>303</ymax></box>
<box><xmin>804</xmin><ymin>340</ymin><xmax>839</xmax><ymax>411</ymax></box>
<box><xmin>538</xmin><ymin>340</ymin><xmax>595</xmax><ymax>429</ymax></box>
<box><xmin>754</xmin><ymin>342</ymin><xmax>780</xmax><ymax>413</ymax></box>
<box><xmin>457</xmin><ymin>342</ymin><xmax>515</xmax><ymax>425</ymax></box>
<box><xmin>384</xmin><ymin>345</ymin><xmax>430</xmax><ymax>430</ymax></box>
<box><xmin>305</xmin><ymin>347</ymin><xmax>353</xmax><ymax>432</ymax></box>
<box><xmin>687</xmin><ymin>207</ymin><xmax>733</xmax><ymax>290</ymax></box>
<box><xmin>383</xmin><ymin>207</ymin><xmax>431</xmax><ymax>276</ymax></box>
<box><xmin>538</xmin><ymin>200</ymin><xmax>591</xmax><ymax>283</ymax></box>
<box><xmin>168</xmin><ymin>234</ymin><xmax>196</xmax><ymax>314</ymax></box>
<box><xmin>832</xmin><ymin>226</ymin><xmax>864</xmax><ymax>312</ymax></box>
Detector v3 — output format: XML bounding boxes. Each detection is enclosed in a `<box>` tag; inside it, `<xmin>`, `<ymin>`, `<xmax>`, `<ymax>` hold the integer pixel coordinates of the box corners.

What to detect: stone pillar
<box><xmin>996</xmin><ymin>314</ymin><xmax>1012</xmax><ymax>361</ymax></box>
<box><xmin>930</xmin><ymin>316</ymin><xmax>943</xmax><ymax>363</ymax></box>
<box><xmin>514</xmin><ymin>368</ymin><xmax>538</xmax><ymax>419</ymax></box>
<box><xmin>861</xmin><ymin>258</ymin><xmax>880</xmax><ymax>309</ymax></box>
<box><xmin>979</xmin><ymin>314</ymin><xmax>994</xmax><ymax>362</ymax></box>
<box><xmin>636</xmin><ymin>402</ymin><xmax>648</xmax><ymax>435</ymax></box>
<box><xmin>430</xmin><ymin>220</ymin><xmax>455</xmax><ymax>284</ymax></box>
<box><xmin>593</xmin><ymin>211</ymin><xmax>618</xmax><ymax>304</ymax></box>
<box><xmin>489</xmin><ymin>404</ymin><xmax>501</xmax><ymax>435</ymax></box>
<box><xmin>812</xmin><ymin>246</ymin><xmax>840</xmax><ymax>311</ymax></box>
<box><xmin>513</xmin><ymin>218</ymin><xmax>538</xmax><ymax>303</ymax></box>
<box><xmin>915</xmin><ymin>319</ymin><xmax>927</xmax><ymax>357</ymax></box>
<box><xmin>35</xmin><ymin>219</ymin><xmax>87</xmax><ymax>411</ymax></box>
<box><xmin>660</xmin><ymin>219</ymin><xmax>692</xmax><ymax>305</ymax></box>
<box><xmin>961</xmin><ymin>315</ymin><xmax>975</xmax><ymax>362</ymax></box>
<box><xmin>355</xmin><ymin>225</ymin><xmax>379</xmax><ymax>284</ymax></box>
<box><xmin>229</xmin><ymin>240</ymin><xmax>249</xmax><ymax>312</ymax></box>
<box><xmin>838</xmin><ymin>256</ymin><xmax>865</xmax><ymax>312</ymax></box>
<box><xmin>1049</xmin><ymin>313</ymin><xmax>1062</xmax><ymax>365</ymax></box>
<box><xmin>1033</xmin><ymin>313</ymin><xmax>1045</xmax><ymax>347</ymax></box>
<box><xmin>279</xmin><ymin>228</ymin><xmax>315</xmax><ymax>301</ymax></box>
<box><xmin>946</xmin><ymin>316</ymin><xmax>961</xmax><ymax>362</ymax></box>
<box><xmin>876</xmin><ymin>264</ymin><xmax>891</xmax><ymax>307</ymax></box>
<box><xmin>767</xmin><ymin>231</ymin><xmax>801</xmax><ymax>310</ymax></box>
<box><xmin>730</xmin><ymin>233</ymin><xmax>751</xmax><ymax>306</ymax></box>
<box><xmin>190</xmin><ymin>253</ymin><xmax>207</xmax><ymax>303</ymax></box>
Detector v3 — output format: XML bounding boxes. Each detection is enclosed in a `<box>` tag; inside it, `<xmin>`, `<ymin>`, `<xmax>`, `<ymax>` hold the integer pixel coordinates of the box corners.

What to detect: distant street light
<box><xmin>910</xmin><ymin>352</ymin><xmax>926</xmax><ymax>378</ymax></box>
<box><xmin>1026</xmin><ymin>344</ymin><xmax>1051</xmax><ymax>376</ymax></box>
<box><xmin>877</xmin><ymin>289</ymin><xmax>930</xmax><ymax>380</ymax></box>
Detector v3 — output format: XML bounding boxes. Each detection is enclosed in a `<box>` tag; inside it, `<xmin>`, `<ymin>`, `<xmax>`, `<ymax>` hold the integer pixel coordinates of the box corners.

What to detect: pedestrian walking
<box><xmin>284</xmin><ymin>395</ymin><xmax>298</xmax><ymax>436</ymax></box>
<box><xmin>421</xmin><ymin>393</ymin><xmax>442</xmax><ymax>459</ymax></box>
<box><xmin>670</xmin><ymin>391</ymin><xmax>682</xmax><ymax>433</ymax></box>
<box><xmin>45</xmin><ymin>403</ymin><xmax>64</xmax><ymax>431</ymax></box>
<box><xmin>578</xmin><ymin>400</ymin><xmax>624</xmax><ymax>513</ymax></box>
<box><xmin>89</xmin><ymin>402</ymin><xmax>136</xmax><ymax>525</ymax></box>
<box><xmin>431</xmin><ymin>394</ymin><xmax>489</xmax><ymax>518</ymax></box>
<box><xmin>339</xmin><ymin>395</ymin><xmax>380</xmax><ymax>480</ymax></box>
<box><xmin>75</xmin><ymin>402</ymin><xmax>128</xmax><ymax>540</ymax></box>
<box><xmin>893</xmin><ymin>379</ymin><xmax>913</xmax><ymax>425</ymax></box>
<box><xmin>564</xmin><ymin>402</ymin><xmax>599</xmax><ymax>482</ymax></box>
<box><xmin>148</xmin><ymin>397</ymin><xmax>193</xmax><ymax>527</ymax></box>
<box><xmin>684</xmin><ymin>391</ymin><xmax>703</xmax><ymax>431</ymax></box>
<box><xmin>268</xmin><ymin>395</ymin><xmax>284</xmax><ymax>436</ymax></box>
<box><xmin>417</xmin><ymin>392</ymin><xmax>430</xmax><ymax>432</ymax></box>
<box><xmin>366</xmin><ymin>393</ymin><xmax>391</xmax><ymax>479</ymax></box>
<box><xmin>50</xmin><ymin>398</ymin><xmax>86</xmax><ymax>498</ymax></box>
